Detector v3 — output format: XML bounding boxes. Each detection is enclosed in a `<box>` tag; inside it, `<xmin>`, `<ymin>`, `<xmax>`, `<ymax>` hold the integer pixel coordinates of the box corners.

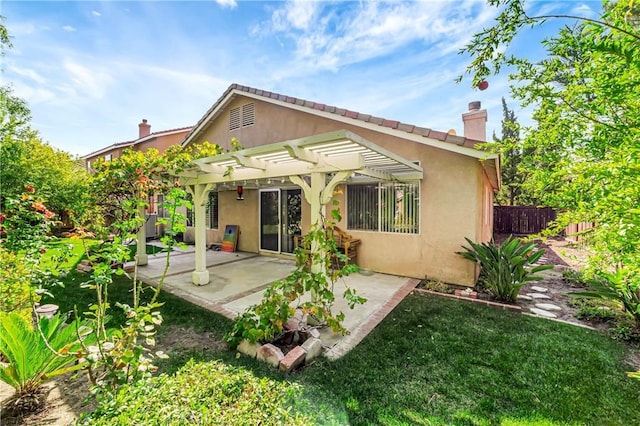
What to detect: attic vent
<box><xmin>242</xmin><ymin>103</ymin><xmax>255</xmax><ymax>127</ymax></box>
<box><xmin>229</xmin><ymin>103</ymin><xmax>255</xmax><ymax>131</ymax></box>
<box><xmin>229</xmin><ymin>107</ymin><xmax>241</xmax><ymax>131</ymax></box>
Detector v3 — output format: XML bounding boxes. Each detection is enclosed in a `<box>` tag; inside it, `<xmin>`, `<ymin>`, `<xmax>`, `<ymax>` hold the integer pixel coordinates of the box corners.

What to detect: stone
<box><xmin>454</xmin><ymin>289</ymin><xmax>478</xmax><ymax>298</ymax></box>
<box><xmin>530</xmin><ymin>286</ymin><xmax>549</xmax><ymax>293</ymax></box>
<box><xmin>285</xmin><ymin>317</ymin><xmax>302</xmax><ymax>331</ymax></box>
<box><xmin>517</xmin><ymin>294</ymin><xmax>533</xmax><ymax>301</ymax></box>
<box><xmin>237</xmin><ymin>340</ymin><xmax>259</xmax><ymax>358</ymax></box>
<box><xmin>257</xmin><ymin>344</ymin><xmax>284</xmax><ymax>368</ymax></box>
<box><xmin>279</xmin><ymin>346</ymin><xmax>307</xmax><ymax>372</ymax></box>
<box><xmin>530</xmin><ymin>308</ymin><xmax>558</xmax><ymax>318</ymax></box>
<box><xmin>526</xmin><ymin>293</ymin><xmax>551</xmax><ymax>300</ymax></box>
<box><xmin>307</xmin><ymin>328</ymin><xmax>321</xmax><ymax>339</ymax></box>
<box><xmin>535</xmin><ymin>303</ymin><xmax>562</xmax><ymax>311</ymax></box>
<box><xmin>301</xmin><ymin>337</ymin><xmax>323</xmax><ymax>362</ymax></box>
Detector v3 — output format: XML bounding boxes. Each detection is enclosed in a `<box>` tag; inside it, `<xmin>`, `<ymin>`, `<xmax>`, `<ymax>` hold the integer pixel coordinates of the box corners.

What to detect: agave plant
<box><xmin>458</xmin><ymin>236</ymin><xmax>553</xmax><ymax>302</ymax></box>
<box><xmin>0</xmin><ymin>311</ymin><xmax>94</xmax><ymax>415</ymax></box>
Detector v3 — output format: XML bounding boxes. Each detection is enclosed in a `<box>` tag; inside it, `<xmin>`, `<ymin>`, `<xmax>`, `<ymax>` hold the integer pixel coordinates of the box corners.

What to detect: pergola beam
<box><xmin>284</xmin><ymin>144</ymin><xmax>319</xmax><ymax>164</ymax></box>
<box><xmin>232</xmin><ymin>154</ymin><xmax>267</xmax><ymax>170</ymax></box>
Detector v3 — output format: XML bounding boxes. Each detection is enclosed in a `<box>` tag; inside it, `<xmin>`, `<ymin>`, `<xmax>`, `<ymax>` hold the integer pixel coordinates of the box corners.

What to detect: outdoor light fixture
<box><xmin>236</xmin><ymin>185</ymin><xmax>244</xmax><ymax>201</ymax></box>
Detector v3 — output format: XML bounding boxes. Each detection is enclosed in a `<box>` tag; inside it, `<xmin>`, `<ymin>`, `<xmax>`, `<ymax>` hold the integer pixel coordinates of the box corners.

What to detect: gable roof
<box><xmin>82</xmin><ymin>126</ymin><xmax>192</xmax><ymax>160</ymax></box>
<box><xmin>181</xmin><ymin>83</ymin><xmax>497</xmax><ymax>161</ymax></box>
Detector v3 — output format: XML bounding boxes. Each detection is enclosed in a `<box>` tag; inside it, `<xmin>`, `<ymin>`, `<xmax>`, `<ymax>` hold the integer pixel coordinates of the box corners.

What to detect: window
<box><xmin>86</xmin><ymin>161</ymin><xmax>91</xmax><ymax>170</ymax></box>
<box><xmin>229</xmin><ymin>103</ymin><xmax>255</xmax><ymax>131</ymax></box>
<box><xmin>186</xmin><ymin>191</ymin><xmax>218</xmax><ymax>229</ymax></box>
<box><xmin>206</xmin><ymin>191</ymin><xmax>219</xmax><ymax>229</ymax></box>
<box><xmin>104</xmin><ymin>154</ymin><xmax>112</xmax><ymax>162</ymax></box>
<box><xmin>157</xmin><ymin>194</ymin><xmax>166</xmax><ymax>218</ymax></box>
<box><xmin>347</xmin><ymin>182</ymin><xmax>419</xmax><ymax>234</ymax></box>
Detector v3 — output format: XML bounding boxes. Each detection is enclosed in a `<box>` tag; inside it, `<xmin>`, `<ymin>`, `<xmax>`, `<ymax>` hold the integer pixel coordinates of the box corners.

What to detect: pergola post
<box><xmin>187</xmin><ymin>183</ymin><xmax>214</xmax><ymax>285</ymax></box>
<box><xmin>309</xmin><ymin>172</ymin><xmax>327</xmax><ymax>275</ymax></box>
<box><xmin>136</xmin><ymin>205</ymin><xmax>148</xmax><ymax>266</ymax></box>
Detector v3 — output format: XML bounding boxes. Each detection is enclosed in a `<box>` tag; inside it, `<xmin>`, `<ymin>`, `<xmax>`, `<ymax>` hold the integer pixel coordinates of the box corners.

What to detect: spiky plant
<box><xmin>0</xmin><ymin>312</ymin><xmax>93</xmax><ymax>416</ymax></box>
<box><xmin>458</xmin><ymin>236</ymin><xmax>553</xmax><ymax>302</ymax></box>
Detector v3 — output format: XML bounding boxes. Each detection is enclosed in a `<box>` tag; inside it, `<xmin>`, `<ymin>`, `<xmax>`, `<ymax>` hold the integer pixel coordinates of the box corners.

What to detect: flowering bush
<box><xmin>0</xmin><ymin>185</ymin><xmax>69</xmax><ymax>300</ymax></box>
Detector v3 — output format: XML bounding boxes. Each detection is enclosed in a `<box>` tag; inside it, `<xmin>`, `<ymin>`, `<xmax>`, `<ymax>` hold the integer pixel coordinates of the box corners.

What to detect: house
<box><xmin>179</xmin><ymin>84</ymin><xmax>499</xmax><ymax>287</ymax></box>
<box><xmin>82</xmin><ymin>120</ymin><xmax>192</xmax><ymax>240</ymax></box>
<box><xmin>82</xmin><ymin>119</ymin><xmax>191</xmax><ymax>168</ymax></box>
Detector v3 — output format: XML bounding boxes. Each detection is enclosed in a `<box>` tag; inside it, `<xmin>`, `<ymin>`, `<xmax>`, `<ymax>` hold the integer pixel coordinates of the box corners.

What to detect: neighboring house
<box><xmin>82</xmin><ymin>120</ymin><xmax>192</xmax><ymax>237</ymax></box>
<box><xmin>82</xmin><ymin>119</ymin><xmax>191</xmax><ymax>169</ymax></box>
<box><xmin>178</xmin><ymin>84</ymin><xmax>500</xmax><ymax>287</ymax></box>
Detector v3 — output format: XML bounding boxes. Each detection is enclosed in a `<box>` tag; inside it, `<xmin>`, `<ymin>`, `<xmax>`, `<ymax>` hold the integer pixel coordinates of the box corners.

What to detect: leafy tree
<box><xmin>0</xmin><ymin>21</ymin><xmax>89</xmax><ymax>222</ymax></box>
<box><xmin>492</xmin><ymin>97</ymin><xmax>532</xmax><ymax>206</ymax></box>
<box><xmin>460</xmin><ymin>0</ymin><xmax>639</xmax><ymax>376</ymax></box>
<box><xmin>0</xmin><ymin>130</ymin><xmax>90</xmax><ymax>222</ymax></box>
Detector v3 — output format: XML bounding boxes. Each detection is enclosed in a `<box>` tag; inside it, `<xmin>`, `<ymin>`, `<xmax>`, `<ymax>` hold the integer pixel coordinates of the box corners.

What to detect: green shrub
<box><xmin>79</xmin><ymin>360</ymin><xmax>311</xmax><ymax>425</ymax></box>
<box><xmin>458</xmin><ymin>236</ymin><xmax>553</xmax><ymax>303</ymax></box>
<box><xmin>569</xmin><ymin>269</ymin><xmax>640</xmax><ymax>328</ymax></box>
<box><xmin>0</xmin><ymin>250</ymin><xmax>39</xmax><ymax>323</ymax></box>
<box><xmin>562</xmin><ymin>268</ymin><xmax>587</xmax><ymax>286</ymax></box>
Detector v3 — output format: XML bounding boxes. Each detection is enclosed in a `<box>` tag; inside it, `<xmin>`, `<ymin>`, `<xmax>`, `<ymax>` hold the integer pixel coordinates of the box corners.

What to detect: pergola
<box><xmin>136</xmin><ymin>130</ymin><xmax>423</xmax><ymax>285</ymax></box>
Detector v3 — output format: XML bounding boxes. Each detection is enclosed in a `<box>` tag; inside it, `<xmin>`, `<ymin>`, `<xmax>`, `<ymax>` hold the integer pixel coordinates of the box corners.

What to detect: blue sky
<box><xmin>2</xmin><ymin>0</ymin><xmax>599</xmax><ymax>157</ymax></box>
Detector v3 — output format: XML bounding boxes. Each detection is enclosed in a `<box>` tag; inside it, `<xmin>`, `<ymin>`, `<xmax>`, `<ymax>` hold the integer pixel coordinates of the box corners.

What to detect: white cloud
<box><xmin>91</xmin><ymin>10</ymin><xmax>101</xmax><ymax>17</ymax></box>
<box><xmin>62</xmin><ymin>25</ymin><xmax>76</xmax><ymax>32</ymax></box>
<box><xmin>62</xmin><ymin>61</ymin><xmax>114</xmax><ymax>100</ymax></box>
<box><xmin>215</xmin><ymin>0</ymin><xmax>237</xmax><ymax>9</ymax></box>
<box><xmin>7</xmin><ymin>65</ymin><xmax>47</xmax><ymax>84</ymax></box>
<box><xmin>261</xmin><ymin>0</ymin><xmax>497</xmax><ymax>78</ymax></box>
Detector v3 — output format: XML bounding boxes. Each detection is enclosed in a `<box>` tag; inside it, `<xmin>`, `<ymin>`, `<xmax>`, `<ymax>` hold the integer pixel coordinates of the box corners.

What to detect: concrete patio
<box><xmin>135</xmin><ymin>244</ymin><xmax>418</xmax><ymax>359</ymax></box>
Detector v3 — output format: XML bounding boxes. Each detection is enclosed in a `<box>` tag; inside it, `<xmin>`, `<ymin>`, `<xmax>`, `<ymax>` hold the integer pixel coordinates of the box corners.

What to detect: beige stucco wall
<box><xmin>189</xmin><ymin>95</ymin><xmax>490</xmax><ymax>286</ymax></box>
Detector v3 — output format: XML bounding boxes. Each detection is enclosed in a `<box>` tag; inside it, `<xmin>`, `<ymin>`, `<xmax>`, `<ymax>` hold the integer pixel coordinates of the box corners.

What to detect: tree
<box><xmin>0</xmin><ymin>20</ymin><xmax>89</xmax><ymax>222</ymax></box>
<box><xmin>492</xmin><ymin>97</ymin><xmax>530</xmax><ymax>206</ymax></box>
<box><xmin>460</xmin><ymin>0</ymin><xmax>640</xmax><ymax>376</ymax></box>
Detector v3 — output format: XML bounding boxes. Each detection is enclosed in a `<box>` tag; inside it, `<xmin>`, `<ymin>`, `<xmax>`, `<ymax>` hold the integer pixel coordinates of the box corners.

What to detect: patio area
<box><xmin>135</xmin><ymin>244</ymin><xmax>418</xmax><ymax>359</ymax></box>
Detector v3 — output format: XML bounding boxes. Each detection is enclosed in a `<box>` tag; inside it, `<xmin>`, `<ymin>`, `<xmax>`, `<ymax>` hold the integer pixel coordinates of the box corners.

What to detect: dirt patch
<box><xmin>0</xmin><ymin>325</ymin><xmax>225</xmax><ymax>425</ymax></box>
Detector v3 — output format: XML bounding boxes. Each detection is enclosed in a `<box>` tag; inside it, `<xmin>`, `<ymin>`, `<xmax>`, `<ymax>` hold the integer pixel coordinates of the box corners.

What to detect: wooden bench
<box><xmin>294</xmin><ymin>226</ymin><xmax>360</xmax><ymax>267</ymax></box>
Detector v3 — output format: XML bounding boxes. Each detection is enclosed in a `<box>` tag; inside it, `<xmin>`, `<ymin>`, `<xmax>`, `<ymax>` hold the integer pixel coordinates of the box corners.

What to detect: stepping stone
<box><xmin>530</xmin><ymin>308</ymin><xmax>558</xmax><ymax>318</ymax></box>
<box><xmin>526</xmin><ymin>293</ymin><xmax>552</xmax><ymax>300</ymax></box>
<box><xmin>530</xmin><ymin>286</ymin><xmax>549</xmax><ymax>293</ymax></box>
<box><xmin>535</xmin><ymin>303</ymin><xmax>562</xmax><ymax>311</ymax></box>
<box><xmin>517</xmin><ymin>294</ymin><xmax>533</xmax><ymax>301</ymax></box>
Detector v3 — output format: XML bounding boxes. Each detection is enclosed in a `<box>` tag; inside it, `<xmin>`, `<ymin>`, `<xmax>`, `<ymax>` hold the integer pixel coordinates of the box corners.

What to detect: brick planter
<box><xmin>414</xmin><ymin>289</ymin><xmax>521</xmax><ymax>312</ymax></box>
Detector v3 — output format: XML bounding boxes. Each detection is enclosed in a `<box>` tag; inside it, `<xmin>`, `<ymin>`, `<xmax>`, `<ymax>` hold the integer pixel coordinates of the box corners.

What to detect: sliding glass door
<box><xmin>259</xmin><ymin>188</ymin><xmax>302</xmax><ymax>253</ymax></box>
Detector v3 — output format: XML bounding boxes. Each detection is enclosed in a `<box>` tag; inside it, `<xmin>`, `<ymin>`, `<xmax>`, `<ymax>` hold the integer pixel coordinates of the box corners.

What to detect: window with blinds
<box><xmin>347</xmin><ymin>182</ymin><xmax>419</xmax><ymax>234</ymax></box>
<box><xmin>229</xmin><ymin>103</ymin><xmax>255</xmax><ymax>131</ymax></box>
<box><xmin>185</xmin><ymin>191</ymin><xmax>218</xmax><ymax>229</ymax></box>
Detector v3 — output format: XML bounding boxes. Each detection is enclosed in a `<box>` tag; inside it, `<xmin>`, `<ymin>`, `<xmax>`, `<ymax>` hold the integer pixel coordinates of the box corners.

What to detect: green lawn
<box><xmin>43</xmin><ymin>239</ymin><xmax>640</xmax><ymax>425</ymax></box>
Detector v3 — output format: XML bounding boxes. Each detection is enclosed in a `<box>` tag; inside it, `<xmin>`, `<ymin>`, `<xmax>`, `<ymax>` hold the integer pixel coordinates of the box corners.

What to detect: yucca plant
<box><xmin>458</xmin><ymin>236</ymin><xmax>553</xmax><ymax>302</ymax></box>
<box><xmin>0</xmin><ymin>312</ymin><xmax>94</xmax><ymax>415</ymax></box>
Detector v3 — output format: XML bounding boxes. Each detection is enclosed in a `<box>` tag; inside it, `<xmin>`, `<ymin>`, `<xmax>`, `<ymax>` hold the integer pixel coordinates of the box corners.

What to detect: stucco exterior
<box><xmin>182</xmin><ymin>88</ymin><xmax>498</xmax><ymax>287</ymax></box>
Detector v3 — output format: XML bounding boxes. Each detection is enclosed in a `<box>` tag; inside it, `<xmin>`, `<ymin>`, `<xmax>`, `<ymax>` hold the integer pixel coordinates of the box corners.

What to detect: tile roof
<box><xmin>183</xmin><ymin>83</ymin><xmax>484</xmax><ymax>150</ymax></box>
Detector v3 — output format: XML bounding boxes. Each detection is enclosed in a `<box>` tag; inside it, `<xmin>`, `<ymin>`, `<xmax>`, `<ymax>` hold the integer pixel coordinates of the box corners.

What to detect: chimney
<box><xmin>138</xmin><ymin>119</ymin><xmax>151</xmax><ymax>138</ymax></box>
<box><xmin>462</xmin><ymin>101</ymin><xmax>487</xmax><ymax>141</ymax></box>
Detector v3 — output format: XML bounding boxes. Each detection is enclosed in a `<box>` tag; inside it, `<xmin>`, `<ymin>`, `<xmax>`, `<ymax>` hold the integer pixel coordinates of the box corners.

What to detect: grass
<box><xmin>41</xmin><ymin>238</ymin><xmax>640</xmax><ymax>425</ymax></box>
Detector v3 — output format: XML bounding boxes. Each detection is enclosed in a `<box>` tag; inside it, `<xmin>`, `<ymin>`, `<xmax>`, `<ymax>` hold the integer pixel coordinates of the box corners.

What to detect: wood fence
<box><xmin>494</xmin><ymin>206</ymin><xmax>558</xmax><ymax>235</ymax></box>
<box><xmin>494</xmin><ymin>206</ymin><xmax>595</xmax><ymax>238</ymax></box>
